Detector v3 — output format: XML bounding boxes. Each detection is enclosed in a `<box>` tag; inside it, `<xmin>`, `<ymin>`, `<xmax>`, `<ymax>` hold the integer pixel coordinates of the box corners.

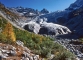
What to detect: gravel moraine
<box><xmin>54</xmin><ymin>38</ymin><xmax>83</xmax><ymax>60</ymax></box>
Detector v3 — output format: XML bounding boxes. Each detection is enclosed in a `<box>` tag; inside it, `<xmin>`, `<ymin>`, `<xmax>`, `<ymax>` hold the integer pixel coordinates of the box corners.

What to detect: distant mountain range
<box><xmin>8</xmin><ymin>7</ymin><xmax>49</xmax><ymax>17</ymax></box>
<box><xmin>0</xmin><ymin>0</ymin><xmax>83</xmax><ymax>39</ymax></box>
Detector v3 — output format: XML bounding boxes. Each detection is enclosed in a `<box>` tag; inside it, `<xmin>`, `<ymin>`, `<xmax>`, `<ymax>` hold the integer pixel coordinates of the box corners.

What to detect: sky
<box><xmin>0</xmin><ymin>0</ymin><xmax>76</xmax><ymax>11</ymax></box>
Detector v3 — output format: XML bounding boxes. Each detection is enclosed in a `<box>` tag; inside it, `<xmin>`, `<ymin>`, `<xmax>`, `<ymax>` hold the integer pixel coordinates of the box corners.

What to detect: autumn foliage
<box><xmin>2</xmin><ymin>22</ymin><xmax>16</xmax><ymax>41</ymax></box>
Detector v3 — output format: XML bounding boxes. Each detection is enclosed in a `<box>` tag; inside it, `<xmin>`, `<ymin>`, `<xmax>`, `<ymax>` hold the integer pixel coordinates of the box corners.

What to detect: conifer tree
<box><xmin>2</xmin><ymin>22</ymin><xmax>16</xmax><ymax>41</ymax></box>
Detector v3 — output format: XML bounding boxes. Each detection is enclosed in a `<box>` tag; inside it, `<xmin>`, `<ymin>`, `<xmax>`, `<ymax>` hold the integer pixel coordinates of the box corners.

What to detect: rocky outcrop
<box><xmin>67</xmin><ymin>0</ymin><xmax>83</xmax><ymax>10</ymax></box>
<box><xmin>0</xmin><ymin>41</ymin><xmax>39</xmax><ymax>60</ymax></box>
<box><xmin>65</xmin><ymin>15</ymin><xmax>83</xmax><ymax>31</ymax></box>
<box><xmin>64</xmin><ymin>9</ymin><xmax>83</xmax><ymax>38</ymax></box>
<box><xmin>40</xmin><ymin>8</ymin><xmax>49</xmax><ymax>14</ymax></box>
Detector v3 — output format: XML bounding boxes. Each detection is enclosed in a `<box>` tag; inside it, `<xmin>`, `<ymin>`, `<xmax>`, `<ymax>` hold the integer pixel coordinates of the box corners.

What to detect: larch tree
<box><xmin>2</xmin><ymin>22</ymin><xmax>16</xmax><ymax>41</ymax></box>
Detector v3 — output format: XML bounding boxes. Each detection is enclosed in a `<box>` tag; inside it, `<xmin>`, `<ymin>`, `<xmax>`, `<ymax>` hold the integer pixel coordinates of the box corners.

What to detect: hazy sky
<box><xmin>0</xmin><ymin>0</ymin><xmax>76</xmax><ymax>11</ymax></box>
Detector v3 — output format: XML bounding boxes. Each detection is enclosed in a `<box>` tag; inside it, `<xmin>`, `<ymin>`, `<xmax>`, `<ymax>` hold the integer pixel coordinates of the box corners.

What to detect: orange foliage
<box><xmin>2</xmin><ymin>22</ymin><xmax>16</xmax><ymax>41</ymax></box>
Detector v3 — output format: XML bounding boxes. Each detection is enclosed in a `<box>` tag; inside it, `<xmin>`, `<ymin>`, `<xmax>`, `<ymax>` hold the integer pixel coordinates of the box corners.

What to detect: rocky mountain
<box><xmin>0</xmin><ymin>0</ymin><xmax>83</xmax><ymax>60</ymax></box>
<box><xmin>7</xmin><ymin>5</ymin><xmax>71</xmax><ymax>36</ymax></box>
<box><xmin>34</xmin><ymin>0</ymin><xmax>83</xmax><ymax>39</ymax></box>
<box><xmin>7</xmin><ymin>0</ymin><xmax>83</xmax><ymax>39</ymax></box>
<box><xmin>0</xmin><ymin>3</ymin><xmax>22</xmax><ymax>29</ymax></box>
<box><xmin>63</xmin><ymin>0</ymin><xmax>83</xmax><ymax>38</ymax></box>
<box><xmin>1</xmin><ymin>0</ymin><xmax>82</xmax><ymax>39</ymax></box>
<box><xmin>40</xmin><ymin>8</ymin><xmax>49</xmax><ymax>14</ymax></box>
<box><xmin>66</xmin><ymin>0</ymin><xmax>83</xmax><ymax>10</ymax></box>
<box><xmin>39</xmin><ymin>0</ymin><xmax>83</xmax><ymax>24</ymax></box>
<box><xmin>9</xmin><ymin>7</ymin><xmax>49</xmax><ymax>18</ymax></box>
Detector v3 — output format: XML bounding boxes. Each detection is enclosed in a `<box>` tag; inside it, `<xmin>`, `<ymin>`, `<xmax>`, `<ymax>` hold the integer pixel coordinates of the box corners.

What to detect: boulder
<box><xmin>33</xmin><ymin>55</ymin><xmax>39</xmax><ymax>60</ymax></box>
<box><xmin>9</xmin><ymin>50</ymin><xmax>17</xmax><ymax>56</ymax></box>
<box><xmin>24</xmin><ymin>58</ymin><xmax>29</xmax><ymax>60</ymax></box>
<box><xmin>16</xmin><ymin>40</ymin><xmax>24</xmax><ymax>46</ymax></box>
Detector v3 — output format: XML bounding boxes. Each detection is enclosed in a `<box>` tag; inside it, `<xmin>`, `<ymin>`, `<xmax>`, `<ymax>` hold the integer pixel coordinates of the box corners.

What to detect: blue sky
<box><xmin>0</xmin><ymin>0</ymin><xmax>76</xmax><ymax>11</ymax></box>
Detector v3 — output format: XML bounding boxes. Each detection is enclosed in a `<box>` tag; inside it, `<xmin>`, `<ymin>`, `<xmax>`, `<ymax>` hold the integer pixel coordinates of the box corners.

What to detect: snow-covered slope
<box><xmin>38</xmin><ymin>0</ymin><xmax>83</xmax><ymax>24</ymax></box>
<box><xmin>39</xmin><ymin>10</ymin><xmax>70</xmax><ymax>24</ymax></box>
<box><xmin>9</xmin><ymin>7</ymin><xmax>49</xmax><ymax>18</ymax></box>
<box><xmin>23</xmin><ymin>22</ymin><xmax>71</xmax><ymax>35</ymax></box>
<box><xmin>39</xmin><ymin>22</ymin><xmax>71</xmax><ymax>35</ymax></box>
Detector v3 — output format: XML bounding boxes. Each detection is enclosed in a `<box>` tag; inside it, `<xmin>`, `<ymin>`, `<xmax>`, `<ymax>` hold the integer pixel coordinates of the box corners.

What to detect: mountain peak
<box><xmin>40</xmin><ymin>8</ymin><xmax>49</xmax><ymax>14</ymax></box>
<box><xmin>66</xmin><ymin>0</ymin><xmax>83</xmax><ymax>10</ymax></box>
<box><xmin>74</xmin><ymin>0</ymin><xmax>83</xmax><ymax>6</ymax></box>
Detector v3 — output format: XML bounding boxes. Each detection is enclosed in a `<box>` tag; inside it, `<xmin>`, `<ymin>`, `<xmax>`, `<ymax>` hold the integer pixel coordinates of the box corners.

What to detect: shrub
<box><xmin>0</xmin><ymin>33</ymin><xmax>6</xmax><ymax>41</ymax></box>
<box><xmin>52</xmin><ymin>51</ymin><xmax>76</xmax><ymax>60</ymax></box>
<box><xmin>0</xmin><ymin>33</ymin><xmax>16</xmax><ymax>45</ymax></box>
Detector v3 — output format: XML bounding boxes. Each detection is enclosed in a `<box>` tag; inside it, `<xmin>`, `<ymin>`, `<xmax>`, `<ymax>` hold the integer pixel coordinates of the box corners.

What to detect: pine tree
<box><xmin>2</xmin><ymin>22</ymin><xmax>16</xmax><ymax>41</ymax></box>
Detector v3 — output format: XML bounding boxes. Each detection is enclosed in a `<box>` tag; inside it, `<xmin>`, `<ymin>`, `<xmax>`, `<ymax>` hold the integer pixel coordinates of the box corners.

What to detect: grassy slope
<box><xmin>0</xmin><ymin>15</ymin><xmax>76</xmax><ymax>60</ymax></box>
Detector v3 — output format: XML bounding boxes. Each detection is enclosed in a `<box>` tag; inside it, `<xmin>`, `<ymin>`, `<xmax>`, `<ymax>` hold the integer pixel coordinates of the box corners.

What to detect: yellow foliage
<box><xmin>2</xmin><ymin>22</ymin><xmax>16</xmax><ymax>41</ymax></box>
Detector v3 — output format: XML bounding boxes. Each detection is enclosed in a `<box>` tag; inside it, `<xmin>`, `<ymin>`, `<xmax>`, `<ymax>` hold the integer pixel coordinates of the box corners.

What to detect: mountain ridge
<box><xmin>0</xmin><ymin>0</ymin><xmax>83</xmax><ymax>60</ymax></box>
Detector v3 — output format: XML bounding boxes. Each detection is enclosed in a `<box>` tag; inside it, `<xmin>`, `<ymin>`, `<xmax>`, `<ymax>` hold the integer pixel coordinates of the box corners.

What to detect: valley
<box><xmin>0</xmin><ymin>0</ymin><xmax>83</xmax><ymax>60</ymax></box>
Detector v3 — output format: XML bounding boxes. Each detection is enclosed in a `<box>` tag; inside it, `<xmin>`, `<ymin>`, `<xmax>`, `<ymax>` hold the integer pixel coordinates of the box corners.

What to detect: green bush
<box><xmin>0</xmin><ymin>33</ymin><xmax>16</xmax><ymax>45</ymax></box>
<box><xmin>14</xmin><ymin>28</ymin><xmax>54</xmax><ymax>58</ymax></box>
<box><xmin>0</xmin><ymin>33</ymin><xmax>6</xmax><ymax>41</ymax></box>
<box><xmin>52</xmin><ymin>51</ymin><xmax>76</xmax><ymax>60</ymax></box>
<box><xmin>0</xmin><ymin>16</ymin><xmax>7</xmax><ymax>29</ymax></box>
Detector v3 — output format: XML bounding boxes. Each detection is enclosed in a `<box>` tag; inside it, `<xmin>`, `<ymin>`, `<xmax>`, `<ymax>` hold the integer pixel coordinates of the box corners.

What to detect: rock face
<box><xmin>67</xmin><ymin>0</ymin><xmax>83</xmax><ymax>10</ymax></box>
<box><xmin>40</xmin><ymin>8</ymin><xmax>49</xmax><ymax>14</ymax></box>
<box><xmin>40</xmin><ymin>10</ymin><xmax>69</xmax><ymax>23</ymax></box>
<box><xmin>65</xmin><ymin>15</ymin><xmax>83</xmax><ymax>31</ymax></box>
<box><xmin>56</xmin><ymin>17</ymin><xmax>67</xmax><ymax>25</ymax></box>
<box><xmin>64</xmin><ymin>6</ymin><xmax>83</xmax><ymax>38</ymax></box>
